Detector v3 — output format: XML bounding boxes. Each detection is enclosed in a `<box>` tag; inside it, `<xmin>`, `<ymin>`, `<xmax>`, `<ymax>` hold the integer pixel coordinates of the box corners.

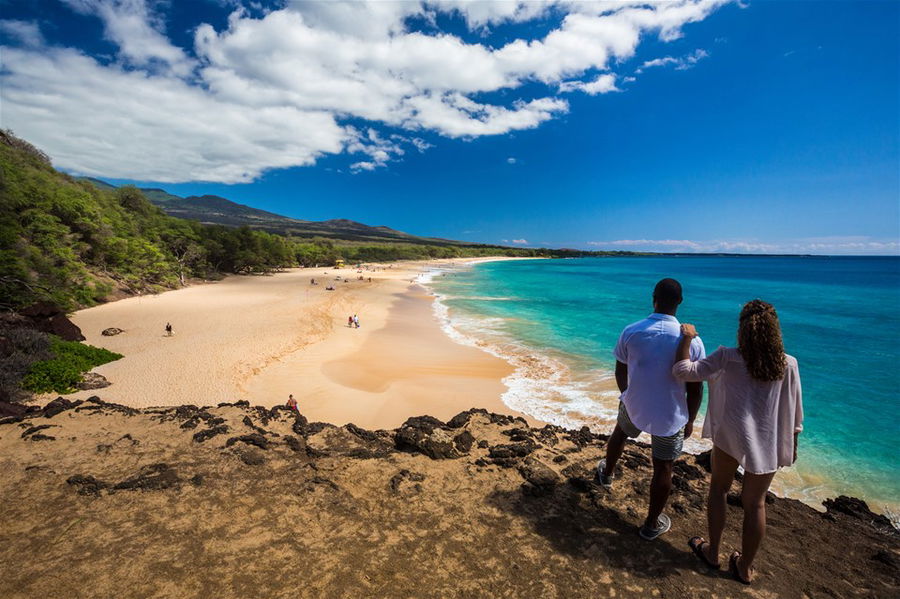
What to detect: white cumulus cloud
<box><xmin>0</xmin><ymin>0</ymin><xmax>731</xmax><ymax>182</ymax></box>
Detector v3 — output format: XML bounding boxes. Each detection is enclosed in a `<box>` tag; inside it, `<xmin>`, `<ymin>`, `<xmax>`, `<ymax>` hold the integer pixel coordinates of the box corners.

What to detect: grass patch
<box><xmin>22</xmin><ymin>337</ymin><xmax>122</xmax><ymax>394</ymax></box>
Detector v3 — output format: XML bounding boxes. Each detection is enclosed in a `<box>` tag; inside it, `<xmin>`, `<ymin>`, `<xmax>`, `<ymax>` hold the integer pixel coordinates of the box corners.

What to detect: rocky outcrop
<box><xmin>824</xmin><ymin>495</ymin><xmax>897</xmax><ymax>533</ymax></box>
<box><xmin>76</xmin><ymin>372</ymin><xmax>110</xmax><ymax>390</ymax></box>
<box><xmin>395</xmin><ymin>415</ymin><xmax>475</xmax><ymax>459</ymax></box>
<box><xmin>101</xmin><ymin>328</ymin><xmax>124</xmax><ymax>336</ymax></box>
<box><xmin>1</xmin><ymin>399</ymin><xmax>897</xmax><ymax>599</ymax></box>
<box><xmin>19</xmin><ymin>302</ymin><xmax>85</xmax><ymax>341</ymax></box>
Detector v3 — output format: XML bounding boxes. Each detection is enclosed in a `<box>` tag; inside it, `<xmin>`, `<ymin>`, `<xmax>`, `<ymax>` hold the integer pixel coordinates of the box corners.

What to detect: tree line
<box><xmin>1</xmin><ymin>131</ymin><xmax>571</xmax><ymax>312</ymax></box>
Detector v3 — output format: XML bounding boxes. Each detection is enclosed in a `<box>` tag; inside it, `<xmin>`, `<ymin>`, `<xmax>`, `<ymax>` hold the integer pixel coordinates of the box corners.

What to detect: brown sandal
<box><xmin>729</xmin><ymin>551</ymin><xmax>753</xmax><ymax>585</ymax></box>
<box><xmin>688</xmin><ymin>537</ymin><xmax>721</xmax><ymax>569</ymax></box>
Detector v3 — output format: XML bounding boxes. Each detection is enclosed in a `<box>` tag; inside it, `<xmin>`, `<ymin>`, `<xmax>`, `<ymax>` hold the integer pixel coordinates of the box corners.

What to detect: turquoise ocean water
<box><xmin>425</xmin><ymin>256</ymin><xmax>900</xmax><ymax>513</ymax></box>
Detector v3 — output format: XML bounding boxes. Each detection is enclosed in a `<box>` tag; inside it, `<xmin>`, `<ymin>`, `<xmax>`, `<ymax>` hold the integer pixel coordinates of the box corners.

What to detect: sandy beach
<box><xmin>64</xmin><ymin>258</ymin><xmax>536</xmax><ymax>429</ymax></box>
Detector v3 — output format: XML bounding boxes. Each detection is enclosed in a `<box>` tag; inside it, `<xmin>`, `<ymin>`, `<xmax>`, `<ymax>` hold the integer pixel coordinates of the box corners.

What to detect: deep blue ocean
<box><xmin>428</xmin><ymin>256</ymin><xmax>900</xmax><ymax>512</ymax></box>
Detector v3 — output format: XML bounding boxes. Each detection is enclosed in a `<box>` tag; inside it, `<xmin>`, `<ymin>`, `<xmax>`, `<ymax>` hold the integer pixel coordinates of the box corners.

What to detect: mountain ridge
<box><xmin>80</xmin><ymin>178</ymin><xmax>469</xmax><ymax>246</ymax></box>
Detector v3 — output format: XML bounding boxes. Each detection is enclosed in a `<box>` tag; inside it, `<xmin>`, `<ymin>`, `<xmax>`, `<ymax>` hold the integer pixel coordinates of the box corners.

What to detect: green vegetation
<box><xmin>0</xmin><ymin>130</ymin><xmax>299</xmax><ymax>311</ymax></box>
<box><xmin>0</xmin><ymin>130</ymin><xmax>621</xmax><ymax>313</ymax></box>
<box><xmin>21</xmin><ymin>336</ymin><xmax>122</xmax><ymax>394</ymax></box>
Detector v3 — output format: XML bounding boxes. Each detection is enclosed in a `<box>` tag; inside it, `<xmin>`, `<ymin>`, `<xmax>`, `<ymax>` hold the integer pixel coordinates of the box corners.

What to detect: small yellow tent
<box><xmin>334</xmin><ymin>258</ymin><xmax>345</xmax><ymax>268</ymax></box>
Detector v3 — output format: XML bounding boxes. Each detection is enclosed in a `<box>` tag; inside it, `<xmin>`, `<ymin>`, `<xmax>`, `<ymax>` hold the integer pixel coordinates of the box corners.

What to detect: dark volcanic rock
<box><xmin>21</xmin><ymin>424</ymin><xmax>56</xmax><ymax>438</ymax></box>
<box><xmin>20</xmin><ymin>302</ymin><xmax>85</xmax><ymax>341</ymax></box>
<box><xmin>29</xmin><ymin>433</ymin><xmax>56</xmax><ymax>441</ymax></box>
<box><xmin>824</xmin><ymin>496</ymin><xmax>896</xmax><ymax>532</ymax></box>
<box><xmin>242</xmin><ymin>415</ymin><xmax>277</xmax><ymax>437</ymax></box>
<box><xmin>292</xmin><ymin>413</ymin><xmax>311</xmax><ymax>435</ymax></box>
<box><xmin>502</xmin><ymin>428</ymin><xmax>534</xmax><ymax>443</ymax></box>
<box><xmin>453</xmin><ymin>430</ymin><xmax>475</xmax><ymax>453</ymax></box>
<box><xmin>67</xmin><ymin>474</ymin><xmax>109</xmax><ymax>496</ymax></box>
<box><xmin>43</xmin><ymin>397</ymin><xmax>83</xmax><ymax>418</ymax></box>
<box><xmin>620</xmin><ymin>449</ymin><xmax>651</xmax><ymax>469</ymax></box>
<box><xmin>0</xmin><ymin>400</ymin><xmax>41</xmax><ymax>422</ymax></box>
<box><xmin>488</xmin><ymin>440</ymin><xmax>537</xmax><ymax>461</ymax></box>
<box><xmin>225</xmin><ymin>434</ymin><xmax>270</xmax><ymax>450</ymax></box>
<box><xmin>193</xmin><ymin>425</ymin><xmax>229</xmax><ymax>443</ymax></box>
<box><xmin>101</xmin><ymin>327</ymin><xmax>124</xmax><ymax>336</ymax></box>
<box><xmin>396</xmin><ymin>416</ymin><xmax>470</xmax><ymax>459</ymax></box>
<box><xmin>284</xmin><ymin>435</ymin><xmax>305</xmax><ymax>452</ymax></box>
<box><xmin>695</xmin><ymin>450</ymin><xmax>712</xmax><ymax>473</ymax></box>
<box><xmin>566</xmin><ymin>426</ymin><xmax>596</xmax><ymax>447</ymax></box>
<box><xmin>344</xmin><ymin>422</ymin><xmax>382</xmax><ymax>443</ymax></box>
<box><xmin>112</xmin><ymin>464</ymin><xmax>180</xmax><ymax>491</ymax></box>
<box><xmin>518</xmin><ymin>457</ymin><xmax>560</xmax><ymax>495</ymax></box>
<box><xmin>76</xmin><ymin>372</ymin><xmax>110</xmax><ymax>390</ymax></box>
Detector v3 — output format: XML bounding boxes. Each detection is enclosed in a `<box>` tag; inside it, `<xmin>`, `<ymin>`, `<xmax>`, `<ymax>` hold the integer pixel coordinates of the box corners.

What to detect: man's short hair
<box><xmin>653</xmin><ymin>278</ymin><xmax>683</xmax><ymax>306</ymax></box>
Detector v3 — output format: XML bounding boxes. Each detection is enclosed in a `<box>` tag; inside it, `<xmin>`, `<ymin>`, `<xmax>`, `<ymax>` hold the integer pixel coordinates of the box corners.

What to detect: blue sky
<box><xmin>1</xmin><ymin>1</ymin><xmax>897</xmax><ymax>254</ymax></box>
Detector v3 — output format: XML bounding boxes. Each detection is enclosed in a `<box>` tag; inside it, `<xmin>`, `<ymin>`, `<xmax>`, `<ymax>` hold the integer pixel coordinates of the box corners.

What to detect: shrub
<box><xmin>22</xmin><ymin>337</ymin><xmax>122</xmax><ymax>394</ymax></box>
<box><xmin>0</xmin><ymin>323</ymin><xmax>51</xmax><ymax>401</ymax></box>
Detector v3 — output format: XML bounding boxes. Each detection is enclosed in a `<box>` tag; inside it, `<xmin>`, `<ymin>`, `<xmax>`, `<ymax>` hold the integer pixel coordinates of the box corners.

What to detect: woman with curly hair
<box><xmin>672</xmin><ymin>300</ymin><xmax>803</xmax><ymax>585</ymax></box>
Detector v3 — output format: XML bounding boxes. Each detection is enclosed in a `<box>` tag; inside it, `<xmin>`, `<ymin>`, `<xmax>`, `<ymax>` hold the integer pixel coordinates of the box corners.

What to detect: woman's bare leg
<box><xmin>736</xmin><ymin>469</ymin><xmax>776</xmax><ymax>581</ymax></box>
<box><xmin>706</xmin><ymin>445</ymin><xmax>739</xmax><ymax>565</ymax></box>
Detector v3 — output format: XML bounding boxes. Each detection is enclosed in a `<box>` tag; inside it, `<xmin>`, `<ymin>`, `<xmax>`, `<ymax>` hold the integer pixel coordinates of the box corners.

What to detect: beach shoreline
<box><xmin>419</xmin><ymin>259</ymin><xmax>900</xmax><ymax>520</ymax></box>
<box><xmin>55</xmin><ymin>256</ymin><xmax>897</xmax><ymax>519</ymax></box>
<box><xmin>62</xmin><ymin>257</ymin><xmax>538</xmax><ymax>429</ymax></box>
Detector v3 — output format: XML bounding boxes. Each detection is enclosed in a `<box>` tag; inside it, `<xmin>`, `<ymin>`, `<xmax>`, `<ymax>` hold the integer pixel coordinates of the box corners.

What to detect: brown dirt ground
<box><xmin>1</xmin><ymin>398</ymin><xmax>897</xmax><ymax>599</ymax></box>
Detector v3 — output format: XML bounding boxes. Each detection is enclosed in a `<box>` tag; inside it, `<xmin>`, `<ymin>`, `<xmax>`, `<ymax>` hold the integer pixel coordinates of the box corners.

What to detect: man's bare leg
<box><xmin>602</xmin><ymin>425</ymin><xmax>627</xmax><ymax>478</ymax></box>
<box><xmin>646</xmin><ymin>457</ymin><xmax>674</xmax><ymax>528</ymax></box>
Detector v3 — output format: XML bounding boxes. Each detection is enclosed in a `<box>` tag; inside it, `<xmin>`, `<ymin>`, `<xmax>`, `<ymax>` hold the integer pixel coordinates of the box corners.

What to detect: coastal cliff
<box><xmin>1</xmin><ymin>398</ymin><xmax>896</xmax><ymax>598</ymax></box>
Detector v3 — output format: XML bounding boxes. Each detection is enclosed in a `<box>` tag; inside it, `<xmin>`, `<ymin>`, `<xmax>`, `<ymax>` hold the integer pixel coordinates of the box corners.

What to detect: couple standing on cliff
<box><xmin>597</xmin><ymin>278</ymin><xmax>803</xmax><ymax>586</ymax></box>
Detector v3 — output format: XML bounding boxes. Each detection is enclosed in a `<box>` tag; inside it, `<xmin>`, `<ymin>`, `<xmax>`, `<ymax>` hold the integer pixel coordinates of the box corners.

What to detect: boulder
<box><xmin>101</xmin><ymin>328</ymin><xmax>124</xmax><ymax>336</ymax></box>
<box><xmin>395</xmin><ymin>416</ymin><xmax>474</xmax><ymax>459</ymax></box>
<box><xmin>518</xmin><ymin>457</ymin><xmax>561</xmax><ymax>494</ymax></box>
<box><xmin>43</xmin><ymin>397</ymin><xmax>82</xmax><ymax>418</ymax></box>
<box><xmin>192</xmin><ymin>425</ymin><xmax>229</xmax><ymax>443</ymax></box>
<box><xmin>19</xmin><ymin>302</ymin><xmax>84</xmax><ymax>341</ymax></box>
<box><xmin>823</xmin><ymin>496</ymin><xmax>895</xmax><ymax>531</ymax></box>
<box><xmin>76</xmin><ymin>372</ymin><xmax>110</xmax><ymax>390</ymax></box>
<box><xmin>0</xmin><ymin>400</ymin><xmax>41</xmax><ymax>421</ymax></box>
<box><xmin>225</xmin><ymin>434</ymin><xmax>270</xmax><ymax>450</ymax></box>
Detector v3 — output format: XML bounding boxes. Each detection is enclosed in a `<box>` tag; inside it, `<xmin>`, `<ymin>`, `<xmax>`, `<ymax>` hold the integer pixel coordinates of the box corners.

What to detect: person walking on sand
<box><xmin>596</xmin><ymin>278</ymin><xmax>705</xmax><ymax>540</ymax></box>
<box><xmin>353</xmin><ymin>314</ymin><xmax>360</xmax><ymax>329</ymax></box>
<box><xmin>348</xmin><ymin>316</ymin><xmax>354</xmax><ymax>328</ymax></box>
<box><xmin>165</xmin><ymin>322</ymin><xmax>173</xmax><ymax>336</ymax></box>
<box><xmin>286</xmin><ymin>394</ymin><xmax>298</xmax><ymax>412</ymax></box>
<box><xmin>674</xmin><ymin>300</ymin><xmax>803</xmax><ymax>585</ymax></box>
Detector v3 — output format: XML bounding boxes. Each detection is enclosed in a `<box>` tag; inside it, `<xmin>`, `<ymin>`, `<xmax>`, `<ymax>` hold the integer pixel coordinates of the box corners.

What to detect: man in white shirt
<box><xmin>596</xmin><ymin>278</ymin><xmax>705</xmax><ymax>540</ymax></box>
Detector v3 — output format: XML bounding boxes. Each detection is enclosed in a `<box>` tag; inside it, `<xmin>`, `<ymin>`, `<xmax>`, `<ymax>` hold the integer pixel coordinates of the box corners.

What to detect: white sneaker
<box><xmin>639</xmin><ymin>513</ymin><xmax>672</xmax><ymax>541</ymax></box>
<box><xmin>595</xmin><ymin>459</ymin><xmax>614</xmax><ymax>489</ymax></box>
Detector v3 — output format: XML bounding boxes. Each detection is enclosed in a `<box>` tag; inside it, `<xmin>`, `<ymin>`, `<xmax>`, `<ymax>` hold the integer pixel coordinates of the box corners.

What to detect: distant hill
<box><xmin>81</xmin><ymin>178</ymin><xmax>465</xmax><ymax>246</ymax></box>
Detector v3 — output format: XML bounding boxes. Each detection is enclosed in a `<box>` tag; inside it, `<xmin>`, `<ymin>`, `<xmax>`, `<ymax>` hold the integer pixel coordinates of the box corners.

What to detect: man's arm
<box><xmin>684</xmin><ymin>381</ymin><xmax>702</xmax><ymax>438</ymax></box>
<box><xmin>615</xmin><ymin>360</ymin><xmax>628</xmax><ymax>393</ymax></box>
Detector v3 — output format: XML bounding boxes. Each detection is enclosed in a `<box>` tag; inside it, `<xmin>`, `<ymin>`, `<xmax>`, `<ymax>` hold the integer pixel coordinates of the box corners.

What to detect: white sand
<box><xmin>66</xmin><ymin>258</ymin><xmax>536</xmax><ymax>428</ymax></box>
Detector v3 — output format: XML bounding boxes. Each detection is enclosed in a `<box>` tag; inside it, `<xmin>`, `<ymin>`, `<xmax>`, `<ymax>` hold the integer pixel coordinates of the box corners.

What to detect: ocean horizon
<box><xmin>424</xmin><ymin>255</ymin><xmax>900</xmax><ymax>516</ymax></box>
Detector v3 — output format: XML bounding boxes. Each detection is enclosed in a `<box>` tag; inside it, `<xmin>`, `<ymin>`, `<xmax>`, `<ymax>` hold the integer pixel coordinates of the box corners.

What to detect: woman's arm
<box><xmin>672</xmin><ymin>324</ymin><xmax>727</xmax><ymax>382</ymax></box>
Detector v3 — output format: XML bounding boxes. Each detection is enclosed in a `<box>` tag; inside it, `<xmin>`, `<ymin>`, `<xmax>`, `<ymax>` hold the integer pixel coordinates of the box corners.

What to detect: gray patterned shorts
<box><xmin>616</xmin><ymin>401</ymin><xmax>684</xmax><ymax>461</ymax></box>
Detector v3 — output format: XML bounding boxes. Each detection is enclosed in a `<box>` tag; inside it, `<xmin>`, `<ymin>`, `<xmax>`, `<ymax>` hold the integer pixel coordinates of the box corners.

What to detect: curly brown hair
<box><xmin>738</xmin><ymin>299</ymin><xmax>787</xmax><ymax>382</ymax></box>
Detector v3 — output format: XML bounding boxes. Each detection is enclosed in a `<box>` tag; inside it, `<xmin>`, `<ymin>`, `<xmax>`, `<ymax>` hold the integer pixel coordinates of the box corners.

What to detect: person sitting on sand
<box><xmin>673</xmin><ymin>300</ymin><xmax>803</xmax><ymax>585</ymax></box>
<box><xmin>165</xmin><ymin>322</ymin><xmax>173</xmax><ymax>336</ymax></box>
<box><xmin>596</xmin><ymin>278</ymin><xmax>705</xmax><ymax>541</ymax></box>
<box><xmin>286</xmin><ymin>394</ymin><xmax>298</xmax><ymax>412</ymax></box>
